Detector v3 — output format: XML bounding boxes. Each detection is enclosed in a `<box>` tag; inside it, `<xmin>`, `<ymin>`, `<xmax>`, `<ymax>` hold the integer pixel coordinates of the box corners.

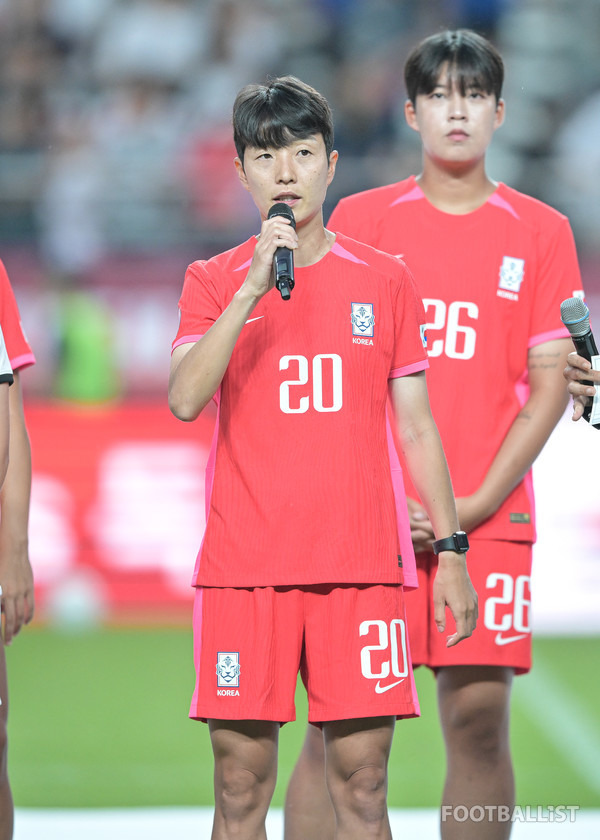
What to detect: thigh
<box><xmin>190</xmin><ymin>586</ymin><xmax>303</xmax><ymax>723</ymax></box>
<box><xmin>303</xmin><ymin>584</ymin><xmax>419</xmax><ymax>723</ymax></box>
<box><xmin>422</xmin><ymin>541</ymin><xmax>532</xmax><ymax>673</ymax></box>
<box><xmin>437</xmin><ymin>665</ymin><xmax>513</xmax><ymax>741</ymax></box>
<box><xmin>209</xmin><ymin>718</ymin><xmax>279</xmax><ymax>772</ymax></box>
<box><xmin>323</xmin><ymin>716</ymin><xmax>396</xmax><ymax>787</ymax></box>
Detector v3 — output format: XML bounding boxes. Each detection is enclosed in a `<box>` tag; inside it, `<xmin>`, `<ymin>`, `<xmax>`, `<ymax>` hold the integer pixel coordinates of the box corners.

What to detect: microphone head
<box><xmin>560</xmin><ymin>296</ymin><xmax>590</xmax><ymax>338</ymax></box>
<box><xmin>268</xmin><ymin>202</ymin><xmax>296</xmax><ymax>230</ymax></box>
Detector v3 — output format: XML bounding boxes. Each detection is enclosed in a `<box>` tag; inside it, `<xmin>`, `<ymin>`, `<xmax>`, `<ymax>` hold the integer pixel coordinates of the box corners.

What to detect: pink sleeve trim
<box><xmin>528</xmin><ymin>327</ymin><xmax>570</xmax><ymax>348</ymax></box>
<box><xmin>389</xmin><ymin>358</ymin><xmax>429</xmax><ymax>379</ymax></box>
<box><xmin>10</xmin><ymin>352</ymin><xmax>36</xmax><ymax>371</ymax></box>
<box><xmin>172</xmin><ymin>334</ymin><xmax>203</xmax><ymax>352</ymax></box>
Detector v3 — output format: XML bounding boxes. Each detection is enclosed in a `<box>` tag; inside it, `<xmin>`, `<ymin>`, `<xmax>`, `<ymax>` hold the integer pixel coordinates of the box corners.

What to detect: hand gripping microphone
<box><xmin>268</xmin><ymin>203</ymin><xmax>295</xmax><ymax>301</ymax></box>
<box><xmin>560</xmin><ymin>296</ymin><xmax>600</xmax><ymax>428</ymax></box>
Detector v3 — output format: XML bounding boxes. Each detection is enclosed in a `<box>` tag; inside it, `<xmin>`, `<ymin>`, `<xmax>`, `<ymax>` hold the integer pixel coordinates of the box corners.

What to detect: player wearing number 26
<box><xmin>284</xmin><ymin>29</ymin><xmax>584</xmax><ymax>840</ymax></box>
<box><xmin>168</xmin><ymin>75</ymin><xmax>476</xmax><ymax>839</ymax></box>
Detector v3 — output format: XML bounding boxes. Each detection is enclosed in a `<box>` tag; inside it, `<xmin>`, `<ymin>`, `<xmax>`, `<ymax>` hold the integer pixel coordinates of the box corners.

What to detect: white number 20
<box><xmin>359</xmin><ymin>619</ymin><xmax>408</xmax><ymax>679</ymax></box>
<box><xmin>279</xmin><ymin>354</ymin><xmax>343</xmax><ymax>414</ymax></box>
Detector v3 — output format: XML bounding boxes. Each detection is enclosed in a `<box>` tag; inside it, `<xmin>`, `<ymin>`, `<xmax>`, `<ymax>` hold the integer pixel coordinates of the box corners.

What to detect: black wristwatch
<box><xmin>432</xmin><ymin>531</ymin><xmax>469</xmax><ymax>555</ymax></box>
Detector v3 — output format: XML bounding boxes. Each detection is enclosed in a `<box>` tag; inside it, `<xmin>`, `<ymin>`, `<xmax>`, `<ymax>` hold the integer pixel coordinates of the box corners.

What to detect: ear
<box><xmin>494</xmin><ymin>98</ymin><xmax>506</xmax><ymax>130</ymax></box>
<box><xmin>326</xmin><ymin>150</ymin><xmax>339</xmax><ymax>186</ymax></box>
<box><xmin>404</xmin><ymin>99</ymin><xmax>420</xmax><ymax>134</ymax></box>
<box><xmin>234</xmin><ymin>157</ymin><xmax>250</xmax><ymax>192</ymax></box>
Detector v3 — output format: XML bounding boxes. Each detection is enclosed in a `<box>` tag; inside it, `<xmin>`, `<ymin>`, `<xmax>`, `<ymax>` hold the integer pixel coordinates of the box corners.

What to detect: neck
<box><xmin>295</xmin><ymin>214</ymin><xmax>333</xmax><ymax>267</ymax></box>
<box><xmin>417</xmin><ymin>158</ymin><xmax>497</xmax><ymax>215</ymax></box>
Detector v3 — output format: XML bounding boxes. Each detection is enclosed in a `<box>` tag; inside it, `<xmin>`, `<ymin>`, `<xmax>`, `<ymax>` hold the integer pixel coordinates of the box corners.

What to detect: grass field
<box><xmin>6</xmin><ymin>627</ymin><xmax>600</xmax><ymax>810</ymax></box>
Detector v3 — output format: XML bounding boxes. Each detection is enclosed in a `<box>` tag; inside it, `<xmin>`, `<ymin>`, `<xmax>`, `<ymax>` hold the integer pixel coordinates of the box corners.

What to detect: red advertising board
<box><xmin>26</xmin><ymin>401</ymin><xmax>216</xmax><ymax>625</ymax></box>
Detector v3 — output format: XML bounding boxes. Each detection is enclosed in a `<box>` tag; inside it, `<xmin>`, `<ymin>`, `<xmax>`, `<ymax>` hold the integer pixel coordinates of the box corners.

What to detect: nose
<box><xmin>275</xmin><ymin>150</ymin><xmax>296</xmax><ymax>183</ymax></box>
<box><xmin>448</xmin><ymin>92</ymin><xmax>467</xmax><ymax>120</ymax></box>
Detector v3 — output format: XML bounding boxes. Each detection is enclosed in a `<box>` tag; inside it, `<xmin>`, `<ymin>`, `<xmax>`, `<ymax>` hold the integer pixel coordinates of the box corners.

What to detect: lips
<box><xmin>274</xmin><ymin>194</ymin><xmax>299</xmax><ymax>203</ymax></box>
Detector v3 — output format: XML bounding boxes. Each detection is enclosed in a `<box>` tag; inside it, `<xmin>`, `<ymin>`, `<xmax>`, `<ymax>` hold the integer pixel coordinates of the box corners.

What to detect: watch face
<box><xmin>455</xmin><ymin>532</ymin><xmax>469</xmax><ymax>551</ymax></box>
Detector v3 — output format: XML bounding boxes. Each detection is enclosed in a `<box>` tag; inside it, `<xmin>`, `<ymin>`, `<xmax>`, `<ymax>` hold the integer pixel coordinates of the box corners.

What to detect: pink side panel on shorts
<box><xmin>189</xmin><ymin>587</ymin><xmax>204</xmax><ymax>716</ymax></box>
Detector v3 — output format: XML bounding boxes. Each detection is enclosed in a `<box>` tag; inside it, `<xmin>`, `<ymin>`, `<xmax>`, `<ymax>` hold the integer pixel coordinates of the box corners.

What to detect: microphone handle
<box><xmin>571</xmin><ymin>331</ymin><xmax>600</xmax><ymax>427</ymax></box>
<box><xmin>274</xmin><ymin>247</ymin><xmax>294</xmax><ymax>301</ymax></box>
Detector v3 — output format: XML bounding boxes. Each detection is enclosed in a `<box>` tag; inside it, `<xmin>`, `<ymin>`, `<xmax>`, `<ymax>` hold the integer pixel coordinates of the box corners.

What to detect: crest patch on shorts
<box><xmin>216</xmin><ymin>652</ymin><xmax>240</xmax><ymax>687</ymax></box>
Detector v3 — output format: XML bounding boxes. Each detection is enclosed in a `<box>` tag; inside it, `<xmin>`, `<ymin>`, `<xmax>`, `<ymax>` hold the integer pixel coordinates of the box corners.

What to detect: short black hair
<box><xmin>232</xmin><ymin>75</ymin><xmax>334</xmax><ymax>165</ymax></box>
<box><xmin>404</xmin><ymin>29</ymin><xmax>504</xmax><ymax>104</ymax></box>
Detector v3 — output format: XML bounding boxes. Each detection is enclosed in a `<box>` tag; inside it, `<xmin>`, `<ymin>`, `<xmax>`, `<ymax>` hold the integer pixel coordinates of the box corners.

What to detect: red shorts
<box><xmin>190</xmin><ymin>583</ymin><xmax>419</xmax><ymax>724</ymax></box>
<box><xmin>405</xmin><ymin>540</ymin><xmax>532</xmax><ymax>674</ymax></box>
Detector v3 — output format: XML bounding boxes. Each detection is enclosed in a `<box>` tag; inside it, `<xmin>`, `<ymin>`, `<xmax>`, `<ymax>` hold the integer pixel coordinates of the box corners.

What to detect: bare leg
<box><xmin>324</xmin><ymin>716</ymin><xmax>395</xmax><ymax>840</ymax></box>
<box><xmin>437</xmin><ymin>666</ymin><xmax>514</xmax><ymax>840</ymax></box>
<box><xmin>209</xmin><ymin>719</ymin><xmax>279</xmax><ymax>840</ymax></box>
<box><xmin>284</xmin><ymin>724</ymin><xmax>334</xmax><ymax>840</ymax></box>
<box><xmin>0</xmin><ymin>641</ymin><xmax>13</xmax><ymax>840</ymax></box>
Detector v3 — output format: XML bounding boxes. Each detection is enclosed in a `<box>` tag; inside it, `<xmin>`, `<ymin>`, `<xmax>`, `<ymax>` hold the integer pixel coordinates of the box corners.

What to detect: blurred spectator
<box><xmin>0</xmin><ymin>0</ymin><xmax>598</xmax><ymax>399</ymax></box>
<box><xmin>37</xmin><ymin>106</ymin><xmax>106</xmax><ymax>277</ymax></box>
<box><xmin>92</xmin><ymin>0</ymin><xmax>204</xmax><ymax>87</ymax></box>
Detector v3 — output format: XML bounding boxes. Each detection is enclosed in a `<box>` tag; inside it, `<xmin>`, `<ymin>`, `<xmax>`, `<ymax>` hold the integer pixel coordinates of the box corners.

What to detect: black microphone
<box><xmin>560</xmin><ymin>296</ymin><xmax>600</xmax><ymax>428</ymax></box>
<box><xmin>268</xmin><ymin>203</ymin><xmax>295</xmax><ymax>301</ymax></box>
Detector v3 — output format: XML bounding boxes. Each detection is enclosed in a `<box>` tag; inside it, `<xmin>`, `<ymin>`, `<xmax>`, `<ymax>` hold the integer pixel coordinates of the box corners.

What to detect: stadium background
<box><xmin>0</xmin><ymin>0</ymin><xmax>599</xmax><ymax>836</ymax></box>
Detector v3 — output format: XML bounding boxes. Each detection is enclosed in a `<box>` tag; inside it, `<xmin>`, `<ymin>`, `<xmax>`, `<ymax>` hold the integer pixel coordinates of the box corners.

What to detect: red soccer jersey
<box><xmin>0</xmin><ymin>259</ymin><xmax>35</xmax><ymax>372</ymax></box>
<box><xmin>329</xmin><ymin>177</ymin><xmax>582</xmax><ymax>542</ymax></box>
<box><xmin>173</xmin><ymin>233</ymin><xmax>428</xmax><ymax>587</ymax></box>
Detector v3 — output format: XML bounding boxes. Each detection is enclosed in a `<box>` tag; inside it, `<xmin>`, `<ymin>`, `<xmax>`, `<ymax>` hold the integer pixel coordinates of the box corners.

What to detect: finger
<box><xmin>24</xmin><ymin>589</ymin><xmax>35</xmax><ymax>625</ymax></box>
<box><xmin>413</xmin><ymin>540</ymin><xmax>431</xmax><ymax>555</ymax></box>
<box><xmin>408</xmin><ymin>519</ymin><xmax>435</xmax><ymax>542</ymax></box>
<box><xmin>2</xmin><ymin>599</ymin><xmax>15</xmax><ymax>645</ymax></box>
<box><xmin>572</xmin><ymin>401</ymin><xmax>585</xmax><ymax>421</ymax></box>
<box><xmin>433</xmin><ymin>597</ymin><xmax>446</xmax><ymax>633</ymax></box>
<box><xmin>447</xmin><ymin>616</ymin><xmax>472</xmax><ymax>646</ymax></box>
<box><xmin>566</xmin><ymin>352</ymin><xmax>591</xmax><ymax>372</ymax></box>
<box><xmin>410</xmin><ymin>528</ymin><xmax>431</xmax><ymax>551</ymax></box>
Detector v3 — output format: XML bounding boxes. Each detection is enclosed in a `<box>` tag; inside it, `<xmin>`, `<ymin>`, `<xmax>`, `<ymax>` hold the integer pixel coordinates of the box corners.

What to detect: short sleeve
<box><xmin>389</xmin><ymin>261</ymin><xmax>429</xmax><ymax>378</ymax></box>
<box><xmin>0</xmin><ymin>325</ymin><xmax>13</xmax><ymax>385</ymax></box>
<box><xmin>529</xmin><ymin>215</ymin><xmax>583</xmax><ymax>348</ymax></box>
<box><xmin>0</xmin><ymin>259</ymin><xmax>35</xmax><ymax>371</ymax></box>
<box><xmin>172</xmin><ymin>260</ymin><xmax>224</xmax><ymax>351</ymax></box>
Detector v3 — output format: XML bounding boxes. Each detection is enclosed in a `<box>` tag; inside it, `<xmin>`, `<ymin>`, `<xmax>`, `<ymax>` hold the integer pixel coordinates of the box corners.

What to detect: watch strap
<box><xmin>432</xmin><ymin>531</ymin><xmax>469</xmax><ymax>555</ymax></box>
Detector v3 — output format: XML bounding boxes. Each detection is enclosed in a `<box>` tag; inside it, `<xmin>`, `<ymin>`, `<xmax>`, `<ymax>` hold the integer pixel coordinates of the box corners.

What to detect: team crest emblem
<box><xmin>351</xmin><ymin>303</ymin><xmax>375</xmax><ymax>337</ymax></box>
<box><xmin>498</xmin><ymin>257</ymin><xmax>525</xmax><ymax>293</ymax></box>
<box><xmin>216</xmin><ymin>652</ymin><xmax>240</xmax><ymax>687</ymax></box>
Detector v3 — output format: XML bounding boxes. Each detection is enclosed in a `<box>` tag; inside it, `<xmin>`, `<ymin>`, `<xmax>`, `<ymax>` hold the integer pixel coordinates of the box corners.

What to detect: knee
<box><xmin>445</xmin><ymin>696</ymin><xmax>509</xmax><ymax>763</ymax></box>
<box><xmin>216</xmin><ymin>764</ymin><xmax>269</xmax><ymax>820</ymax></box>
<box><xmin>332</xmin><ymin>763</ymin><xmax>388</xmax><ymax>823</ymax></box>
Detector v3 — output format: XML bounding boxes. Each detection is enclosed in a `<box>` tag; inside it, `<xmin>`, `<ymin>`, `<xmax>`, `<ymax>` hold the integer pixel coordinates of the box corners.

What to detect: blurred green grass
<box><xmin>6</xmin><ymin>627</ymin><xmax>600</xmax><ymax>809</ymax></box>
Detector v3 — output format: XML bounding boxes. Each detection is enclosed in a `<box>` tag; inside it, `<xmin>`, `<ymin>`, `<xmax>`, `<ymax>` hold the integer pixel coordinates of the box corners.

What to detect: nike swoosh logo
<box><xmin>245</xmin><ymin>316</ymin><xmax>264</xmax><ymax>324</ymax></box>
<box><xmin>375</xmin><ymin>679</ymin><xmax>405</xmax><ymax>694</ymax></box>
<box><xmin>495</xmin><ymin>632</ymin><xmax>528</xmax><ymax>646</ymax></box>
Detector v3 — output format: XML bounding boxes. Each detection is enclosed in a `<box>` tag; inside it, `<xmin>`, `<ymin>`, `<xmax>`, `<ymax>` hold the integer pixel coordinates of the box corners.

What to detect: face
<box><xmin>234</xmin><ymin>133</ymin><xmax>338</xmax><ymax>228</ymax></box>
<box><xmin>405</xmin><ymin>66</ymin><xmax>504</xmax><ymax>168</ymax></box>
